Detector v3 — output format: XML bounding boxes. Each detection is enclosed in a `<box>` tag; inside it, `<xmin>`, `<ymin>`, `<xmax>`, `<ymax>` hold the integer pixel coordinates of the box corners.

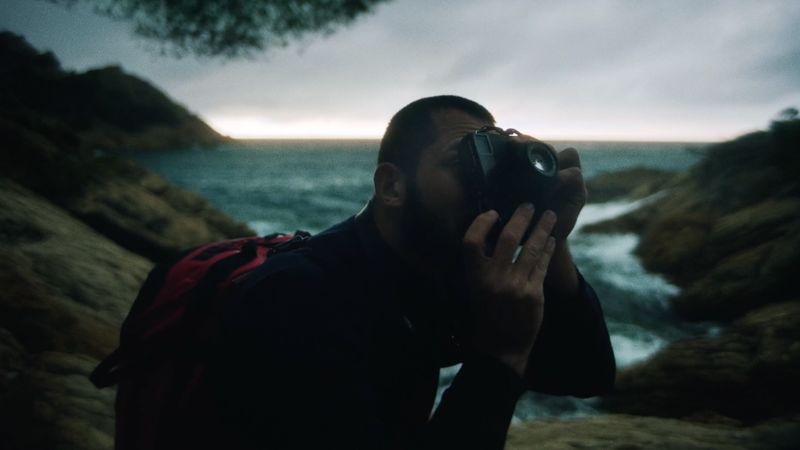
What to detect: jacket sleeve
<box><xmin>422</xmin><ymin>354</ymin><xmax>525</xmax><ymax>450</ymax></box>
<box><xmin>212</xmin><ymin>258</ymin><xmax>525</xmax><ymax>450</ymax></box>
<box><xmin>524</xmin><ymin>270</ymin><xmax>616</xmax><ymax>397</ymax></box>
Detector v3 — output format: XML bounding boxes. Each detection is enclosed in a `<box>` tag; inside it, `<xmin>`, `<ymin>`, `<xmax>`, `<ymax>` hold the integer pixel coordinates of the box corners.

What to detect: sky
<box><xmin>1</xmin><ymin>0</ymin><xmax>798</xmax><ymax>141</ymax></box>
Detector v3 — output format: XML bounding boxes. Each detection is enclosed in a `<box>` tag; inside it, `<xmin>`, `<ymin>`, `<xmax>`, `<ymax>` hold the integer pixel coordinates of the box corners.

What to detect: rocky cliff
<box><xmin>582</xmin><ymin>118</ymin><xmax>800</xmax><ymax>438</ymax></box>
<box><xmin>0</xmin><ymin>32</ymin><xmax>252</xmax><ymax>449</ymax></box>
<box><xmin>0</xmin><ymin>31</ymin><xmax>229</xmax><ymax>152</ymax></box>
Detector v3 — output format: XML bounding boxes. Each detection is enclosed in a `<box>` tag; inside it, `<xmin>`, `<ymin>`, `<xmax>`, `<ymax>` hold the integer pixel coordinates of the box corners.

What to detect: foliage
<box><xmin>777</xmin><ymin>107</ymin><xmax>798</xmax><ymax>121</ymax></box>
<box><xmin>45</xmin><ymin>0</ymin><xmax>389</xmax><ymax>58</ymax></box>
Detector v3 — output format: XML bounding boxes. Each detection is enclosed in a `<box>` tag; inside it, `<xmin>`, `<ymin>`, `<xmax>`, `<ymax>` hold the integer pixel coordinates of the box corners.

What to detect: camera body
<box><xmin>458</xmin><ymin>126</ymin><xmax>559</xmax><ymax>239</ymax></box>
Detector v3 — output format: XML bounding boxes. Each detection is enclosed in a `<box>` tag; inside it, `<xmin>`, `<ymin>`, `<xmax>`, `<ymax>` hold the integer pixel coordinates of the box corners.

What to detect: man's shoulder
<box><xmin>244</xmin><ymin>218</ymin><xmax>362</xmax><ymax>287</ymax></box>
<box><xmin>239</xmin><ymin>247</ymin><xmax>329</xmax><ymax>293</ymax></box>
<box><xmin>226</xmin><ymin>217</ymin><xmax>368</xmax><ymax>323</ymax></box>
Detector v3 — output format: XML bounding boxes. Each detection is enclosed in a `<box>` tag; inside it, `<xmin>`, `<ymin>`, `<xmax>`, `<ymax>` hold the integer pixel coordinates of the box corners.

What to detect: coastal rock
<box><xmin>0</xmin><ymin>33</ymin><xmax>258</xmax><ymax>450</ymax></box>
<box><xmin>61</xmin><ymin>157</ymin><xmax>254</xmax><ymax>261</ymax></box>
<box><xmin>634</xmin><ymin>192</ymin><xmax>800</xmax><ymax>321</ymax></box>
<box><xmin>507</xmin><ymin>414</ymin><xmax>800</xmax><ymax>450</ymax></box>
<box><xmin>673</xmin><ymin>228</ymin><xmax>800</xmax><ymax>321</ymax></box>
<box><xmin>0</xmin><ymin>31</ymin><xmax>229</xmax><ymax>151</ymax></box>
<box><xmin>0</xmin><ymin>179</ymin><xmax>154</xmax><ymax>449</ymax></box>
<box><xmin>0</xmin><ymin>328</ymin><xmax>25</xmax><ymax>395</ymax></box>
<box><xmin>0</xmin><ymin>178</ymin><xmax>152</xmax><ymax>357</ymax></box>
<box><xmin>599</xmin><ymin>301</ymin><xmax>800</xmax><ymax>422</ymax></box>
<box><xmin>0</xmin><ymin>351</ymin><xmax>115</xmax><ymax>450</ymax></box>
<box><xmin>1</xmin><ymin>113</ymin><xmax>253</xmax><ymax>262</ymax></box>
<box><xmin>584</xmin><ymin>119</ymin><xmax>800</xmax><ymax>324</ymax></box>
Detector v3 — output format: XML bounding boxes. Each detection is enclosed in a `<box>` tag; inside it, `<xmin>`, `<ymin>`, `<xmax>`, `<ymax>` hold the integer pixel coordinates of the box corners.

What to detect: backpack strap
<box><xmin>269</xmin><ymin>230</ymin><xmax>312</xmax><ymax>254</ymax></box>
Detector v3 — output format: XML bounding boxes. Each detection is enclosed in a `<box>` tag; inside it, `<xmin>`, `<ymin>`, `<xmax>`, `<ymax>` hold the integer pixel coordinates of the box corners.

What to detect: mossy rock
<box><xmin>507</xmin><ymin>414</ymin><xmax>800</xmax><ymax>450</ymax></box>
<box><xmin>599</xmin><ymin>301</ymin><xmax>800</xmax><ymax>422</ymax></box>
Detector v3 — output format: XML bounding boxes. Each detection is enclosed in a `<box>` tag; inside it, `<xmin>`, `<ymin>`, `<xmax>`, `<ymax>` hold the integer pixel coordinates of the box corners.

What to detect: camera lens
<box><xmin>526</xmin><ymin>143</ymin><xmax>556</xmax><ymax>175</ymax></box>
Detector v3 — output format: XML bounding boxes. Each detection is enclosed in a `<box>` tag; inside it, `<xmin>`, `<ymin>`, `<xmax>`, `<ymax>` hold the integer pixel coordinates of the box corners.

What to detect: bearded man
<box><xmin>212</xmin><ymin>95</ymin><xmax>616</xmax><ymax>450</ymax></box>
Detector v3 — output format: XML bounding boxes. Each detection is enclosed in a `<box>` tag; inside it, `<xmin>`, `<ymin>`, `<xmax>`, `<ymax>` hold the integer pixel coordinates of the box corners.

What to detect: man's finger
<box><xmin>529</xmin><ymin>236</ymin><xmax>557</xmax><ymax>286</ymax></box>
<box><xmin>514</xmin><ymin>210</ymin><xmax>556</xmax><ymax>275</ymax></box>
<box><xmin>557</xmin><ymin>166</ymin><xmax>584</xmax><ymax>191</ymax></box>
<box><xmin>558</xmin><ymin>147</ymin><xmax>581</xmax><ymax>170</ymax></box>
<box><xmin>493</xmin><ymin>203</ymin><xmax>535</xmax><ymax>264</ymax></box>
<box><xmin>463</xmin><ymin>210</ymin><xmax>499</xmax><ymax>262</ymax></box>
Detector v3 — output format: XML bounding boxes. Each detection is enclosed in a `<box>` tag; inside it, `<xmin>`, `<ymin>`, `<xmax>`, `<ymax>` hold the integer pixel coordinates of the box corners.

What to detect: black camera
<box><xmin>458</xmin><ymin>126</ymin><xmax>559</xmax><ymax>239</ymax></box>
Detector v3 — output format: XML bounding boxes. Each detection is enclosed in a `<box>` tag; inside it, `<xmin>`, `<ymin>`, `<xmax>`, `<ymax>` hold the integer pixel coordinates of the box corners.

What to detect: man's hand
<box><xmin>509</xmin><ymin>133</ymin><xmax>586</xmax><ymax>241</ymax></box>
<box><xmin>510</xmin><ymin>135</ymin><xmax>585</xmax><ymax>295</ymax></box>
<box><xmin>462</xmin><ymin>204</ymin><xmax>557</xmax><ymax>378</ymax></box>
<box><xmin>549</xmin><ymin>147</ymin><xmax>586</xmax><ymax>241</ymax></box>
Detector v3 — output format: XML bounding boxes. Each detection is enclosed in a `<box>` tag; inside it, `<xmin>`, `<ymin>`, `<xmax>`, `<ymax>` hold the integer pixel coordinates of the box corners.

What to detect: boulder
<box><xmin>0</xmin><ymin>32</ymin><xmax>259</xmax><ymax>450</ymax></box>
<box><xmin>0</xmin><ymin>178</ymin><xmax>152</xmax><ymax>357</ymax></box>
<box><xmin>0</xmin><ymin>328</ymin><xmax>25</xmax><ymax>396</ymax></box>
<box><xmin>61</xmin><ymin>157</ymin><xmax>254</xmax><ymax>261</ymax></box>
<box><xmin>507</xmin><ymin>414</ymin><xmax>800</xmax><ymax>450</ymax></box>
<box><xmin>0</xmin><ymin>351</ymin><xmax>115</xmax><ymax>450</ymax></box>
<box><xmin>0</xmin><ymin>179</ymin><xmax>156</xmax><ymax>449</ymax></box>
<box><xmin>584</xmin><ymin>119</ymin><xmax>800</xmax><ymax>324</ymax></box>
<box><xmin>0</xmin><ymin>32</ymin><xmax>229</xmax><ymax>152</ymax></box>
<box><xmin>599</xmin><ymin>301</ymin><xmax>800</xmax><ymax>422</ymax></box>
<box><xmin>0</xmin><ymin>118</ymin><xmax>253</xmax><ymax>262</ymax></box>
<box><xmin>673</xmin><ymin>230</ymin><xmax>800</xmax><ymax>321</ymax></box>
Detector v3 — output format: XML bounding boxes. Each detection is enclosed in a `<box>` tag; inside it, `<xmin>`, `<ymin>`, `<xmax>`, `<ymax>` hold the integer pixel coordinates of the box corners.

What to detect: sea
<box><xmin>130</xmin><ymin>139</ymin><xmax>712</xmax><ymax>421</ymax></box>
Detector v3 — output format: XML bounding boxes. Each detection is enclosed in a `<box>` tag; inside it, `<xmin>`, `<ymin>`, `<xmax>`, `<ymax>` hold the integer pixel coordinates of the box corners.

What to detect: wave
<box><xmin>574</xmin><ymin>233</ymin><xmax>679</xmax><ymax>301</ymax></box>
<box><xmin>574</xmin><ymin>192</ymin><xmax>664</xmax><ymax>231</ymax></box>
<box><xmin>610</xmin><ymin>331</ymin><xmax>667</xmax><ymax>368</ymax></box>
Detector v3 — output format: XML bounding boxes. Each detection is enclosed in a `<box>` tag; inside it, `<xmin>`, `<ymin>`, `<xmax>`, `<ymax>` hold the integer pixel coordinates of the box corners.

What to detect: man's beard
<box><xmin>400</xmin><ymin>182</ymin><xmax>466</xmax><ymax>272</ymax></box>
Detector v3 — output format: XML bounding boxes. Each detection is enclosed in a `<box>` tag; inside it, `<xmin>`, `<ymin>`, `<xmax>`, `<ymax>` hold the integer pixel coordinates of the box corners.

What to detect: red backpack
<box><xmin>90</xmin><ymin>231</ymin><xmax>311</xmax><ymax>450</ymax></box>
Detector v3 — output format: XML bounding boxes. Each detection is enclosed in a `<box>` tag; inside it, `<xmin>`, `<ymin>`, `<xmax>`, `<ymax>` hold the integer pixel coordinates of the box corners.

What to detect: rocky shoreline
<box><xmin>1</xmin><ymin>30</ymin><xmax>798</xmax><ymax>449</ymax></box>
<box><xmin>558</xmin><ymin>118</ymin><xmax>800</xmax><ymax>447</ymax></box>
<box><xmin>0</xmin><ymin>33</ymin><xmax>252</xmax><ymax>449</ymax></box>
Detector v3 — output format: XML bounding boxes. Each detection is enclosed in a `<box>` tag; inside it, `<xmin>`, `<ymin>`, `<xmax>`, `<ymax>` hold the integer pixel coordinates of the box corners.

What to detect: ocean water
<box><xmin>130</xmin><ymin>139</ymin><xmax>709</xmax><ymax>420</ymax></box>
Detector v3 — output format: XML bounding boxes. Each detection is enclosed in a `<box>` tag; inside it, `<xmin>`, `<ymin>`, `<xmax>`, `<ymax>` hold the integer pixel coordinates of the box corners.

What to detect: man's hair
<box><xmin>378</xmin><ymin>95</ymin><xmax>495</xmax><ymax>175</ymax></box>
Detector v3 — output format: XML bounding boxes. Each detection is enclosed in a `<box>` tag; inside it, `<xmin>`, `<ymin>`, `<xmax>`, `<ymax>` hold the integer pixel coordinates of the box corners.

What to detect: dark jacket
<box><xmin>211</xmin><ymin>208</ymin><xmax>615</xmax><ymax>449</ymax></box>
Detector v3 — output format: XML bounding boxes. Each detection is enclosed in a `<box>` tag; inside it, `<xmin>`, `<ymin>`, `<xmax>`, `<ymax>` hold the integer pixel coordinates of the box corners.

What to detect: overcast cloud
<box><xmin>1</xmin><ymin>0</ymin><xmax>798</xmax><ymax>140</ymax></box>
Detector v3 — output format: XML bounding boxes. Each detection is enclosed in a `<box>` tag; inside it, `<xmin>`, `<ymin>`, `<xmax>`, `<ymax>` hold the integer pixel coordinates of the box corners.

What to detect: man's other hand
<box><xmin>462</xmin><ymin>204</ymin><xmax>557</xmax><ymax>377</ymax></box>
<box><xmin>550</xmin><ymin>147</ymin><xmax>586</xmax><ymax>241</ymax></box>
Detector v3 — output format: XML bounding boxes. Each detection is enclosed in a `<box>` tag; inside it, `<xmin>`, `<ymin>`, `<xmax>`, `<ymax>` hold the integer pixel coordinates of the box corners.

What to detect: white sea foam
<box><xmin>574</xmin><ymin>192</ymin><xmax>664</xmax><ymax>232</ymax></box>
<box><xmin>569</xmin><ymin>197</ymin><xmax>683</xmax><ymax>370</ymax></box>
<box><xmin>571</xmin><ymin>195</ymin><xmax>679</xmax><ymax>301</ymax></box>
<box><xmin>575</xmin><ymin>233</ymin><xmax>679</xmax><ymax>301</ymax></box>
<box><xmin>611</xmin><ymin>332</ymin><xmax>667</xmax><ymax>368</ymax></box>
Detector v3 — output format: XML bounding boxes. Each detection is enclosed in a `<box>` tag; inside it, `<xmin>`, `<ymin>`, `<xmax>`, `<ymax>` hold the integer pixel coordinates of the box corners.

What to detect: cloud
<box><xmin>1</xmin><ymin>0</ymin><xmax>798</xmax><ymax>140</ymax></box>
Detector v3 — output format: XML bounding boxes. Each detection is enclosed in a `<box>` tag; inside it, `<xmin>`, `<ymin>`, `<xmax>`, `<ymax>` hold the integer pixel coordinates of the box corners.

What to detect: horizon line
<box><xmin>226</xmin><ymin>136</ymin><xmax>718</xmax><ymax>144</ymax></box>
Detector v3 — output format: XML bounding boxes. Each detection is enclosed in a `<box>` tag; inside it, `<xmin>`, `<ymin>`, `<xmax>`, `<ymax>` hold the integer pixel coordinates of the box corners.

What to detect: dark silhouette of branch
<box><xmin>44</xmin><ymin>0</ymin><xmax>390</xmax><ymax>58</ymax></box>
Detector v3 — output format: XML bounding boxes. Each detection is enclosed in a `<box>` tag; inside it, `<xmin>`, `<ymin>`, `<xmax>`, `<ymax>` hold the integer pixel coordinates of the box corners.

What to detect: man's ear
<box><xmin>373</xmin><ymin>162</ymin><xmax>407</xmax><ymax>207</ymax></box>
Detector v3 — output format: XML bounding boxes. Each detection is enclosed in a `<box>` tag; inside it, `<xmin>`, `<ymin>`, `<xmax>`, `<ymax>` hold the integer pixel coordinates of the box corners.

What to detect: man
<box><xmin>212</xmin><ymin>96</ymin><xmax>615</xmax><ymax>449</ymax></box>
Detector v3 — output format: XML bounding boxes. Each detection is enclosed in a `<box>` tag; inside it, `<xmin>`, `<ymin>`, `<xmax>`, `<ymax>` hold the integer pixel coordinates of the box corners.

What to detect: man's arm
<box><xmin>516</xmin><ymin>145</ymin><xmax>615</xmax><ymax>397</ymax></box>
<box><xmin>423</xmin><ymin>354</ymin><xmax>525</xmax><ymax>449</ymax></box>
<box><xmin>525</xmin><ymin>241</ymin><xmax>616</xmax><ymax>396</ymax></box>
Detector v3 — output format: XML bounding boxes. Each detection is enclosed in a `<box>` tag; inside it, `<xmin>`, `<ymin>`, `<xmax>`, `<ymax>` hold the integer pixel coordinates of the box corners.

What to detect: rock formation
<box><xmin>507</xmin><ymin>414</ymin><xmax>800</xmax><ymax>450</ymax></box>
<box><xmin>584</xmin><ymin>117</ymin><xmax>800</xmax><ymax>437</ymax></box>
<box><xmin>0</xmin><ymin>31</ymin><xmax>229</xmax><ymax>152</ymax></box>
<box><xmin>0</xmin><ymin>32</ymin><xmax>252</xmax><ymax>450</ymax></box>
